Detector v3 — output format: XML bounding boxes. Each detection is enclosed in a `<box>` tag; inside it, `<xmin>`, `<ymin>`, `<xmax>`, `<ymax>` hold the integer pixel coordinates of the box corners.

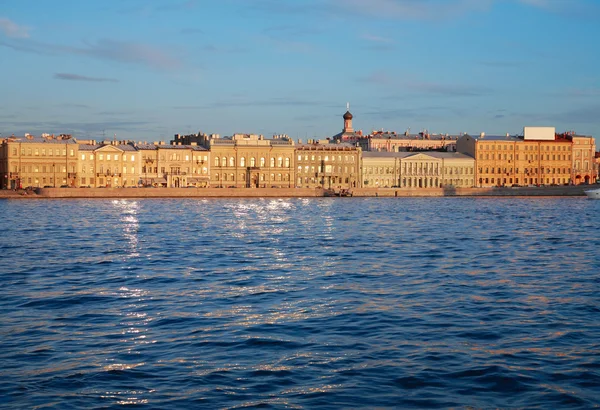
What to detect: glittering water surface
<box><xmin>1</xmin><ymin>197</ymin><xmax>599</xmax><ymax>409</ymax></box>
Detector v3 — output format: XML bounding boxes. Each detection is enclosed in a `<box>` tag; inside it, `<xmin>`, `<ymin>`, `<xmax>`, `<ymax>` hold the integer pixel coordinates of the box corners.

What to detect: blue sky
<box><xmin>1</xmin><ymin>0</ymin><xmax>599</xmax><ymax>144</ymax></box>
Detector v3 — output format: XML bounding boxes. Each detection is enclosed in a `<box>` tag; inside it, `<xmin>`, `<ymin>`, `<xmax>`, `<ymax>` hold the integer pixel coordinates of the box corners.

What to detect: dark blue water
<box><xmin>1</xmin><ymin>197</ymin><xmax>599</xmax><ymax>409</ymax></box>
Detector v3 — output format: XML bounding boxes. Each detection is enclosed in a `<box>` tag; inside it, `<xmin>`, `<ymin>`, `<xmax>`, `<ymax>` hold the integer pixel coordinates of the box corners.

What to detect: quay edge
<box><xmin>0</xmin><ymin>185</ymin><xmax>590</xmax><ymax>199</ymax></box>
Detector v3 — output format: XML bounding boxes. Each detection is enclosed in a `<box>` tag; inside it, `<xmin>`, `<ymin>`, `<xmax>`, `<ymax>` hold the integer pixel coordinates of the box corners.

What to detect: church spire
<box><xmin>343</xmin><ymin>104</ymin><xmax>353</xmax><ymax>133</ymax></box>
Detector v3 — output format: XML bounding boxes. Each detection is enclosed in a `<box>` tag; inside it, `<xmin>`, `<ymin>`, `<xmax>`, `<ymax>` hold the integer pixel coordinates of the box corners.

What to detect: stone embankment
<box><xmin>0</xmin><ymin>185</ymin><xmax>590</xmax><ymax>199</ymax></box>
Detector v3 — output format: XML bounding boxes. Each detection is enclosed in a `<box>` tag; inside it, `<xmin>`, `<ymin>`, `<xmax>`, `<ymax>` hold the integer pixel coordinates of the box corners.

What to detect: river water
<box><xmin>0</xmin><ymin>197</ymin><xmax>599</xmax><ymax>409</ymax></box>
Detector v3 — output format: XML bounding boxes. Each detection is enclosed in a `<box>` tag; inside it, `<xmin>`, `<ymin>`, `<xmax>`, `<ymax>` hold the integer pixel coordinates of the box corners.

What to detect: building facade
<box><xmin>138</xmin><ymin>143</ymin><xmax>209</xmax><ymax>187</ymax></box>
<box><xmin>0</xmin><ymin>134</ymin><xmax>78</xmax><ymax>189</ymax></box>
<box><xmin>206</xmin><ymin>134</ymin><xmax>295</xmax><ymax>188</ymax></box>
<box><xmin>571</xmin><ymin>135</ymin><xmax>596</xmax><ymax>184</ymax></box>
<box><xmin>362</xmin><ymin>152</ymin><xmax>474</xmax><ymax>188</ymax></box>
<box><xmin>78</xmin><ymin>141</ymin><xmax>140</xmax><ymax>187</ymax></box>
<box><xmin>457</xmin><ymin>130</ymin><xmax>584</xmax><ymax>187</ymax></box>
<box><xmin>295</xmin><ymin>141</ymin><xmax>361</xmax><ymax>189</ymax></box>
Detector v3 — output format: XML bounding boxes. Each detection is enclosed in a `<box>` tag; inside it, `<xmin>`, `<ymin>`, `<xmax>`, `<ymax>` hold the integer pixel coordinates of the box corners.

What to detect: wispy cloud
<box><xmin>0</xmin><ymin>17</ymin><xmax>30</xmax><ymax>38</ymax></box>
<box><xmin>332</xmin><ymin>0</ymin><xmax>493</xmax><ymax>20</ymax></box>
<box><xmin>407</xmin><ymin>81</ymin><xmax>492</xmax><ymax>97</ymax></box>
<box><xmin>54</xmin><ymin>73</ymin><xmax>119</xmax><ymax>83</ymax></box>
<box><xmin>172</xmin><ymin>97</ymin><xmax>328</xmax><ymax>110</ymax></box>
<box><xmin>517</xmin><ymin>0</ymin><xmax>600</xmax><ymax>17</ymax></box>
<box><xmin>156</xmin><ymin>0</ymin><xmax>198</xmax><ymax>12</ymax></box>
<box><xmin>361</xmin><ymin>33</ymin><xmax>394</xmax><ymax>43</ymax></box>
<box><xmin>477</xmin><ymin>60</ymin><xmax>526</xmax><ymax>68</ymax></box>
<box><xmin>1</xmin><ymin>38</ymin><xmax>182</xmax><ymax>70</ymax></box>
<box><xmin>357</xmin><ymin>71</ymin><xmax>395</xmax><ymax>85</ymax></box>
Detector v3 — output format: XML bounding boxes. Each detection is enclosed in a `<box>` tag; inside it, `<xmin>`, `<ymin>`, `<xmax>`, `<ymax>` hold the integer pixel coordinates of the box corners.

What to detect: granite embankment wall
<box><xmin>12</xmin><ymin>187</ymin><xmax>322</xmax><ymax>199</ymax></box>
<box><xmin>352</xmin><ymin>186</ymin><xmax>588</xmax><ymax>197</ymax></box>
<box><xmin>0</xmin><ymin>185</ymin><xmax>590</xmax><ymax>199</ymax></box>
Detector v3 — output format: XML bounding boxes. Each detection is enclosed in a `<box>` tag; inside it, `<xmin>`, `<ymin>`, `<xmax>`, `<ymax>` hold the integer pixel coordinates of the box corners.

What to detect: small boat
<box><xmin>584</xmin><ymin>187</ymin><xmax>600</xmax><ymax>199</ymax></box>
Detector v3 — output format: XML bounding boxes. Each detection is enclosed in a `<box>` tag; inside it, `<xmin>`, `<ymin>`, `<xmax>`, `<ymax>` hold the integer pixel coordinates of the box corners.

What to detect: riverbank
<box><xmin>0</xmin><ymin>185</ymin><xmax>591</xmax><ymax>199</ymax></box>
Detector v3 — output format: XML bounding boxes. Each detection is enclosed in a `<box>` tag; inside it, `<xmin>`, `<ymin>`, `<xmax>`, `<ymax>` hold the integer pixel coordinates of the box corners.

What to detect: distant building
<box><xmin>78</xmin><ymin>141</ymin><xmax>139</xmax><ymax>188</ymax></box>
<box><xmin>295</xmin><ymin>140</ymin><xmax>361</xmax><ymax>189</ymax></box>
<box><xmin>137</xmin><ymin>142</ymin><xmax>209</xmax><ymax>187</ymax></box>
<box><xmin>362</xmin><ymin>151</ymin><xmax>474</xmax><ymax>188</ymax></box>
<box><xmin>457</xmin><ymin>128</ymin><xmax>596</xmax><ymax>187</ymax></box>
<box><xmin>0</xmin><ymin>134</ymin><xmax>78</xmax><ymax>189</ymax></box>
<box><xmin>570</xmin><ymin>134</ymin><xmax>596</xmax><ymax>185</ymax></box>
<box><xmin>202</xmin><ymin>133</ymin><xmax>295</xmax><ymax>188</ymax></box>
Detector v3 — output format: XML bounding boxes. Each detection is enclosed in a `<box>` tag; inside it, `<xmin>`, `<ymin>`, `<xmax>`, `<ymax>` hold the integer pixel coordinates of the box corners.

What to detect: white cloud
<box><xmin>0</xmin><ymin>17</ymin><xmax>30</xmax><ymax>38</ymax></box>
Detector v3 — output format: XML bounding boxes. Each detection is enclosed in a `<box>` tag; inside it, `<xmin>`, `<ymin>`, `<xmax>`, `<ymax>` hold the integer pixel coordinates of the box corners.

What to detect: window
<box><xmin>250</xmin><ymin>157</ymin><xmax>256</xmax><ymax>167</ymax></box>
<box><xmin>222</xmin><ymin>157</ymin><xmax>226</xmax><ymax>167</ymax></box>
<box><xmin>229</xmin><ymin>157</ymin><xmax>235</xmax><ymax>167</ymax></box>
<box><xmin>260</xmin><ymin>157</ymin><xmax>265</xmax><ymax>167</ymax></box>
<box><xmin>215</xmin><ymin>157</ymin><xmax>220</xmax><ymax>167</ymax></box>
<box><xmin>270</xmin><ymin>157</ymin><xmax>275</xmax><ymax>167</ymax></box>
<box><xmin>285</xmin><ymin>157</ymin><xmax>290</xmax><ymax>167</ymax></box>
<box><xmin>240</xmin><ymin>157</ymin><xmax>245</xmax><ymax>167</ymax></box>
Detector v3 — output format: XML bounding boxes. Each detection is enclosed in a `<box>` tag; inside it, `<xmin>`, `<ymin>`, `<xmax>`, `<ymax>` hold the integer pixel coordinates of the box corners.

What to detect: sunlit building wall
<box><xmin>295</xmin><ymin>141</ymin><xmax>361</xmax><ymax>189</ymax></box>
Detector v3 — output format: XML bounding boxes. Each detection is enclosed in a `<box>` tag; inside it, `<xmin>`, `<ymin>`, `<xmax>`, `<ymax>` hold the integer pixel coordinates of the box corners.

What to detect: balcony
<box><xmin>96</xmin><ymin>173</ymin><xmax>122</xmax><ymax>177</ymax></box>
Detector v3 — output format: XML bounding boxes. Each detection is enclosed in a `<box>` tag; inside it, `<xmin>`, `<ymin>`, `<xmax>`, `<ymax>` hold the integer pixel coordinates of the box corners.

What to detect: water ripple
<box><xmin>0</xmin><ymin>197</ymin><xmax>599</xmax><ymax>409</ymax></box>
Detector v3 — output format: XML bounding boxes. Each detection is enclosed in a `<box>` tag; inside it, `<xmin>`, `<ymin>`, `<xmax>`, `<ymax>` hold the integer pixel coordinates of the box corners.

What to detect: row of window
<box><xmin>479</xmin><ymin>145</ymin><xmax>569</xmax><ymax>151</ymax></box>
<box><xmin>365</xmin><ymin>177</ymin><xmax>474</xmax><ymax>188</ymax></box>
<box><xmin>478</xmin><ymin>177</ymin><xmax>570</xmax><ymax>185</ymax></box>
<box><xmin>479</xmin><ymin>166</ymin><xmax>585</xmax><ymax>174</ymax></box>
<box><xmin>214</xmin><ymin>173</ymin><xmax>291</xmax><ymax>182</ymax></box>
<box><xmin>297</xmin><ymin>165</ymin><xmax>355</xmax><ymax>174</ymax></box>
<box><xmin>81</xmin><ymin>153</ymin><xmax>137</xmax><ymax>161</ymax></box>
<box><xmin>215</xmin><ymin>156</ymin><xmax>291</xmax><ymax>168</ymax></box>
<box><xmin>11</xmin><ymin>165</ymin><xmax>69</xmax><ymax>173</ymax></box>
<box><xmin>13</xmin><ymin>148</ymin><xmax>71</xmax><ymax>156</ymax></box>
<box><xmin>297</xmin><ymin>154</ymin><xmax>356</xmax><ymax>162</ymax></box>
<box><xmin>363</xmin><ymin>166</ymin><xmax>473</xmax><ymax>175</ymax></box>
<box><xmin>80</xmin><ymin>166</ymin><xmax>137</xmax><ymax>175</ymax></box>
<box><xmin>479</xmin><ymin>153</ymin><xmax>571</xmax><ymax>161</ymax></box>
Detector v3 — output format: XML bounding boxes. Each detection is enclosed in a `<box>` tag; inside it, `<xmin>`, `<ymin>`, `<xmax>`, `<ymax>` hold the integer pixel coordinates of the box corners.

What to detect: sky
<box><xmin>1</xmin><ymin>0</ymin><xmax>599</xmax><ymax>144</ymax></box>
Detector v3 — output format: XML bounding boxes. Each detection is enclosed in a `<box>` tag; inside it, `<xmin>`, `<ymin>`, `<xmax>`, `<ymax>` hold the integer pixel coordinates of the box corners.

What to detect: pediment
<box><xmin>405</xmin><ymin>153</ymin><xmax>440</xmax><ymax>161</ymax></box>
<box><xmin>96</xmin><ymin>145</ymin><xmax>125</xmax><ymax>153</ymax></box>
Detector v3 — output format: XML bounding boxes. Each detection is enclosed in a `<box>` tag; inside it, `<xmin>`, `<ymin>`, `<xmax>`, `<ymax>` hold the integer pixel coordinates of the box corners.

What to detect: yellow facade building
<box><xmin>137</xmin><ymin>143</ymin><xmax>209</xmax><ymax>187</ymax></box>
<box><xmin>0</xmin><ymin>134</ymin><xmax>78</xmax><ymax>189</ymax></box>
<box><xmin>206</xmin><ymin>134</ymin><xmax>295</xmax><ymax>188</ymax></box>
<box><xmin>571</xmin><ymin>135</ymin><xmax>596</xmax><ymax>184</ymax></box>
<box><xmin>295</xmin><ymin>141</ymin><xmax>361</xmax><ymax>189</ymax></box>
<box><xmin>78</xmin><ymin>141</ymin><xmax>140</xmax><ymax>187</ymax></box>
<box><xmin>456</xmin><ymin>129</ymin><xmax>594</xmax><ymax>187</ymax></box>
<box><xmin>362</xmin><ymin>152</ymin><xmax>474</xmax><ymax>188</ymax></box>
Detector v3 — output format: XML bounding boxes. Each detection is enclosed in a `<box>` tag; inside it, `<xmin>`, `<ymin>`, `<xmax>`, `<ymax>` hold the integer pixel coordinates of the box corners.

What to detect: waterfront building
<box><xmin>0</xmin><ymin>134</ymin><xmax>78</xmax><ymax>189</ymax></box>
<box><xmin>202</xmin><ymin>133</ymin><xmax>295</xmax><ymax>188</ymax></box>
<box><xmin>571</xmin><ymin>135</ymin><xmax>596</xmax><ymax>184</ymax></box>
<box><xmin>295</xmin><ymin>140</ymin><xmax>361</xmax><ymax>189</ymax></box>
<box><xmin>362</xmin><ymin>152</ymin><xmax>474</xmax><ymax>188</ymax></box>
<box><xmin>78</xmin><ymin>141</ymin><xmax>140</xmax><ymax>187</ymax></box>
<box><xmin>457</xmin><ymin>128</ymin><xmax>582</xmax><ymax>187</ymax></box>
<box><xmin>137</xmin><ymin>142</ymin><xmax>209</xmax><ymax>187</ymax></box>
